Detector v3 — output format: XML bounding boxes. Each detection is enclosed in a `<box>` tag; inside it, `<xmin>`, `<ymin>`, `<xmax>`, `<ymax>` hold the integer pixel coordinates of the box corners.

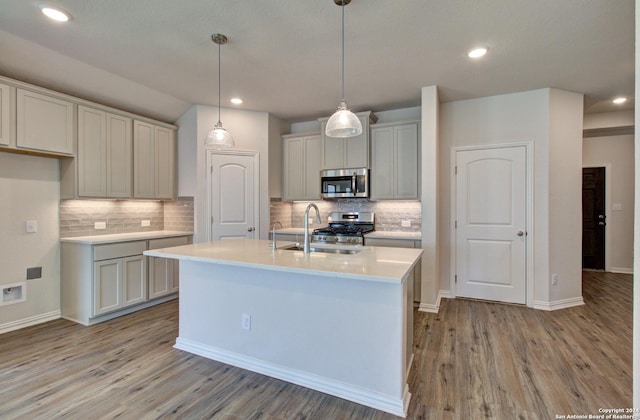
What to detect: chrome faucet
<box><xmin>271</xmin><ymin>221</ymin><xmax>283</xmax><ymax>251</ymax></box>
<box><xmin>303</xmin><ymin>203</ymin><xmax>321</xmax><ymax>254</ymax></box>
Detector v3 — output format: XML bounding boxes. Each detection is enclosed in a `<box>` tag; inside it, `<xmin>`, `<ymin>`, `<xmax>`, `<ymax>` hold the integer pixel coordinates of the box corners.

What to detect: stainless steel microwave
<box><xmin>320</xmin><ymin>168</ymin><xmax>369</xmax><ymax>198</ymax></box>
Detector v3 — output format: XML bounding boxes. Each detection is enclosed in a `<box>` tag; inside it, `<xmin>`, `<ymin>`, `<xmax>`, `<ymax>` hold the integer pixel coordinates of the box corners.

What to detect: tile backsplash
<box><xmin>60</xmin><ymin>197</ymin><xmax>194</xmax><ymax>238</ymax></box>
<box><xmin>270</xmin><ymin>198</ymin><xmax>421</xmax><ymax>232</ymax></box>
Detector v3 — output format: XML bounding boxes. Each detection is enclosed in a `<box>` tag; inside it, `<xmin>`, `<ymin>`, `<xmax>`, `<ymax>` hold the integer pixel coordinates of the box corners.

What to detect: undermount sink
<box><xmin>280</xmin><ymin>245</ymin><xmax>362</xmax><ymax>255</ymax></box>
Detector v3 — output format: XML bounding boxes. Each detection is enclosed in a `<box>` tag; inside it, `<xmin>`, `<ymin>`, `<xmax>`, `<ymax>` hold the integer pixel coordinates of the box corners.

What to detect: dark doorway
<box><xmin>582</xmin><ymin>167</ymin><xmax>606</xmax><ymax>270</ymax></box>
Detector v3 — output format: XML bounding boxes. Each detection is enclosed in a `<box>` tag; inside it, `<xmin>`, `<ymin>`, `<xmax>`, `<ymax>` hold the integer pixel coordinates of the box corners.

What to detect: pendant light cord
<box><xmin>218</xmin><ymin>41</ymin><xmax>222</xmax><ymax>124</ymax></box>
<box><xmin>341</xmin><ymin>2</ymin><xmax>345</xmax><ymax>102</ymax></box>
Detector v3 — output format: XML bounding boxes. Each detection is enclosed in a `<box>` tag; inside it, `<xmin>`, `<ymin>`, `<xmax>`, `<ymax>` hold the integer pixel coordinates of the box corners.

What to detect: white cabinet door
<box><xmin>106</xmin><ymin>114</ymin><xmax>132</xmax><ymax>198</ymax></box>
<box><xmin>122</xmin><ymin>255</ymin><xmax>146</xmax><ymax>306</ymax></box>
<box><xmin>319</xmin><ymin>112</ymin><xmax>374</xmax><ymax>170</ymax></box>
<box><xmin>78</xmin><ymin>108</ymin><xmax>132</xmax><ymax>198</ymax></box>
<box><xmin>305</xmin><ymin>136</ymin><xmax>322</xmax><ymax>199</ymax></box>
<box><xmin>282</xmin><ymin>133</ymin><xmax>321</xmax><ymax>201</ymax></box>
<box><xmin>283</xmin><ymin>135</ymin><xmax>305</xmax><ymax>199</ymax></box>
<box><xmin>154</xmin><ymin>126</ymin><xmax>175</xmax><ymax>199</ymax></box>
<box><xmin>94</xmin><ymin>259</ymin><xmax>122</xmax><ymax>316</ymax></box>
<box><xmin>133</xmin><ymin>121</ymin><xmax>155</xmax><ymax>198</ymax></box>
<box><xmin>78</xmin><ymin>106</ymin><xmax>107</xmax><ymax>196</ymax></box>
<box><xmin>371</xmin><ymin>122</ymin><xmax>419</xmax><ymax>200</ymax></box>
<box><xmin>370</xmin><ymin>126</ymin><xmax>394</xmax><ymax>199</ymax></box>
<box><xmin>133</xmin><ymin>120</ymin><xmax>175</xmax><ymax>199</ymax></box>
<box><xmin>16</xmin><ymin>88</ymin><xmax>74</xmax><ymax>155</ymax></box>
<box><xmin>395</xmin><ymin>123</ymin><xmax>419</xmax><ymax>199</ymax></box>
<box><xmin>0</xmin><ymin>83</ymin><xmax>10</xmax><ymax>146</ymax></box>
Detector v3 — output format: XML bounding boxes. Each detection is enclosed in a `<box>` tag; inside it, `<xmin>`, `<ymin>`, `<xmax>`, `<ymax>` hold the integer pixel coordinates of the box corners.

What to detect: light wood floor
<box><xmin>0</xmin><ymin>271</ymin><xmax>632</xmax><ymax>419</ymax></box>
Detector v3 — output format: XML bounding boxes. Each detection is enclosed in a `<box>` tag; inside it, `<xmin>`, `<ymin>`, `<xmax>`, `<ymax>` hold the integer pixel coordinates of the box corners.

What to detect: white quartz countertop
<box><xmin>144</xmin><ymin>239</ymin><xmax>422</xmax><ymax>284</ymax></box>
<box><xmin>60</xmin><ymin>230</ymin><xmax>193</xmax><ymax>245</ymax></box>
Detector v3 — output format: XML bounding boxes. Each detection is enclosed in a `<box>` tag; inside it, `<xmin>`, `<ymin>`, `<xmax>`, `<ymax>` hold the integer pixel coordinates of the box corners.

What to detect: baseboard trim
<box><xmin>0</xmin><ymin>310</ymin><xmax>61</xmax><ymax>335</ymax></box>
<box><xmin>533</xmin><ymin>297</ymin><xmax>585</xmax><ymax>311</ymax></box>
<box><xmin>418</xmin><ymin>290</ymin><xmax>450</xmax><ymax>313</ymax></box>
<box><xmin>175</xmin><ymin>337</ymin><xmax>409</xmax><ymax>417</ymax></box>
<box><xmin>609</xmin><ymin>267</ymin><xmax>633</xmax><ymax>275</ymax></box>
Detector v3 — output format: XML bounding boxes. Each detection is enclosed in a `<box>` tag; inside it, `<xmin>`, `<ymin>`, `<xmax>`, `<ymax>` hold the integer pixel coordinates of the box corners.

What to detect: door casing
<box><xmin>450</xmin><ymin>141</ymin><xmax>535</xmax><ymax>307</ymax></box>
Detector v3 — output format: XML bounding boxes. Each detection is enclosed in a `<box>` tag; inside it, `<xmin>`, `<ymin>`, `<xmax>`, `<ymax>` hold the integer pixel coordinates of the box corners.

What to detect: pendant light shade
<box><xmin>326</xmin><ymin>0</ymin><xmax>362</xmax><ymax>138</ymax></box>
<box><xmin>205</xmin><ymin>33</ymin><xmax>234</xmax><ymax>149</ymax></box>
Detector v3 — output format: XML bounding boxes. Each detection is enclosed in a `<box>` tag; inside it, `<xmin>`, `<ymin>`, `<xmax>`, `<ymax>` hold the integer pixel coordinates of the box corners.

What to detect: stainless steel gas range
<box><xmin>312</xmin><ymin>212</ymin><xmax>374</xmax><ymax>246</ymax></box>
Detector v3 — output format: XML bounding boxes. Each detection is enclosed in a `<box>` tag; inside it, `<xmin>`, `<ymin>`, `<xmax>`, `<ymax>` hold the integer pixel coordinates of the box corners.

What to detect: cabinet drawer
<box><xmin>93</xmin><ymin>241</ymin><xmax>147</xmax><ymax>261</ymax></box>
<box><xmin>149</xmin><ymin>236</ymin><xmax>189</xmax><ymax>250</ymax></box>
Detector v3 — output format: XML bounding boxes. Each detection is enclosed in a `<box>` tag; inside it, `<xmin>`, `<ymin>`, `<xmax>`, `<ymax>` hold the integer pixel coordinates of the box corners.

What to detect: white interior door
<box><xmin>455</xmin><ymin>145</ymin><xmax>527</xmax><ymax>304</ymax></box>
<box><xmin>209</xmin><ymin>151</ymin><xmax>259</xmax><ymax>240</ymax></box>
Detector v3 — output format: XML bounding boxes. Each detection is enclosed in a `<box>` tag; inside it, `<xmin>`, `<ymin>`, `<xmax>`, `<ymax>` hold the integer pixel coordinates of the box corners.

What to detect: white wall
<box><xmin>420</xmin><ymin>87</ymin><xmax>440</xmax><ymax>312</ymax></box>
<box><xmin>583</xmin><ymin>134</ymin><xmax>635</xmax><ymax>273</ymax></box>
<box><xmin>548</xmin><ymin>89</ymin><xmax>584</xmax><ymax>303</ymax></box>
<box><xmin>268</xmin><ymin>114</ymin><xmax>290</xmax><ymax>199</ymax></box>
<box><xmin>436</xmin><ymin>88</ymin><xmax>583</xmax><ymax>309</ymax></box>
<box><xmin>177</xmin><ymin>105</ymin><xmax>283</xmax><ymax>242</ymax></box>
<box><xmin>177</xmin><ymin>106</ymin><xmax>197</xmax><ymax>197</ymax></box>
<box><xmin>0</xmin><ymin>153</ymin><xmax>61</xmax><ymax>332</ymax></box>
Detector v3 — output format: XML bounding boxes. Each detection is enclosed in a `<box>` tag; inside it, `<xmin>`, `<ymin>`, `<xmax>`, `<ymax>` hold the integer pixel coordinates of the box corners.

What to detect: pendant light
<box><xmin>325</xmin><ymin>0</ymin><xmax>362</xmax><ymax>138</ymax></box>
<box><xmin>205</xmin><ymin>33</ymin><xmax>235</xmax><ymax>149</ymax></box>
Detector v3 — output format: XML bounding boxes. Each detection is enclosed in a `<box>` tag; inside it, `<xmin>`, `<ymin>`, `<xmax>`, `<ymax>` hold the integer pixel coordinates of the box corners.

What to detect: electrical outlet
<box><xmin>141</xmin><ymin>220</ymin><xmax>151</xmax><ymax>227</ymax></box>
<box><xmin>401</xmin><ymin>220</ymin><xmax>411</xmax><ymax>227</ymax></box>
<box><xmin>242</xmin><ymin>313</ymin><xmax>251</xmax><ymax>331</ymax></box>
<box><xmin>25</xmin><ymin>220</ymin><xmax>37</xmax><ymax>233</ymax></box>
<box><xmin>94</xmin><ymin>222</ymin><xmax>106</xmax><ymax>230</ymax></box>
<box><xmin>551</xmin><ymin>274</ymin><xmax>559</xmax><ymax>286</ymax></box>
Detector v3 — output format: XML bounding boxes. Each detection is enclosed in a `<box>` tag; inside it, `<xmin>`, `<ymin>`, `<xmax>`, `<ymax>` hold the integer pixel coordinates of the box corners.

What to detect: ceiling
<box><xmin>0</xmin><ymin>0</ymin><xmax>634</xmax><ymax>124</ymax></box>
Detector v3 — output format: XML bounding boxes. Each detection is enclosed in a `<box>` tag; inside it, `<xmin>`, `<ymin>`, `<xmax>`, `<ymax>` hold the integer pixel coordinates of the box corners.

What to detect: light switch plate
<box><xmin>613</xmin><ymin>203</ymin><xmax>622</xmax><ymax>211</ymax></box>
<box><xmin>141</xmin><ymin>220</ymin><xmax>151</xmax><ymax>227</ymax></box>
<box><xmin>401</xmin><ymin>220</ymin><xmax>411</xmax><ymax>227</ymax></box>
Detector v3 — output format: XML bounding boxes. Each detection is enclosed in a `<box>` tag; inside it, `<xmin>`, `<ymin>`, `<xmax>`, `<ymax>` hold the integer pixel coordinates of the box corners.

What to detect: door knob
<box><xmin>517</xmin><ymin>231</ymin><xmax>525</xmax><ymax>237</ymax></box>
<box><xmin>247</xmin><ymin>227</ymin><xmax>254</xmax><ymax>232</ymax></box>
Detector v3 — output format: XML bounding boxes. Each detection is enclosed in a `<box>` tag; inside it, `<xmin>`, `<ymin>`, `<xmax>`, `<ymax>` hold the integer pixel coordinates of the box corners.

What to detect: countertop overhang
<box><xmin>144</xmin><ymin>239</ymin><xmax>422</xmax><ymax>284</ymax></box>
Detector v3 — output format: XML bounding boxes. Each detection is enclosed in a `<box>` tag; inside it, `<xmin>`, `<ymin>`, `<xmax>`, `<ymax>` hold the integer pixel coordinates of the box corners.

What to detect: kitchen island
<box><xmin>144</xmin><ymin>239</ymin><xmax>422</xmax><ymax>417</ymax></box>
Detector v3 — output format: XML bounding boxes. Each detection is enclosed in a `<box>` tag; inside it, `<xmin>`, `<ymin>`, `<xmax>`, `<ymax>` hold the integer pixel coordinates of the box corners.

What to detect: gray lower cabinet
<box><xmin>148</xmin><ymin>236</ymin><xmax>190</xmax><ymax>299</ymax></box>
<box><xmin>365</xmin><ymin>237</ymin><xmax>422</xmax><ymax>302</ymax></box>
<box><xmin>94</xmin><ymin>254</ymin><xmax>146</xmax><ymax>316</ymax></box>
<box><xmin>62</xmin><ymin>235</ymin><xmax>190</xmax><ymax>325</ymax></box>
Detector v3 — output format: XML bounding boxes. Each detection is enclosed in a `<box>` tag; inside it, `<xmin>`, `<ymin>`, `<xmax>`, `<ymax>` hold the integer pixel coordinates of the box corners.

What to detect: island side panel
<box><xmin>175</xmin><ymin>259</ymin><xmax>409</xmax><ymax>415</ymax></box>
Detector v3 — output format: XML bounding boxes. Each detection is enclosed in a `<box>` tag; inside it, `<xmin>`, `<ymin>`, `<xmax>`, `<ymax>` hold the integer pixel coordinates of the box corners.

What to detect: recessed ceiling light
<box><xmin>468</xmin><ymin>47</ymin><xmax>488</xmax><ymax>58</ymax></box>
<box><xmin>39</xmin><ymin>5</ymin><xmax>71</xmax><ymax>22</ymax></box>
<box><xmin>230</xmin><ymin>98</ymin><xmax>244</xmax><ymax>105</ymax></box>
<box><xmin>612</xmin><ymin>97</ymin><xmax>627</xmax><ymax>105</ymax></box>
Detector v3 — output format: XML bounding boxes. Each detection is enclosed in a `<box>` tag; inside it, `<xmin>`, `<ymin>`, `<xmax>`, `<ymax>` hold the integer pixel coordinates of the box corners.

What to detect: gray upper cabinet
<box><xmin>0</xmin><ymin>83</ymin><xmax>10</xmax><ymax>146</ymax></box>
<box><xmin>106</xmin><ymin>113</ymin><xmax>133</xmax><ymax>198</ymax></box>
<box><xmin>16</xmin><ymin>88</ymin><xmax>75</xmax><ymax>156</ymax></box>
<box><xmin>64</xmin><ymin>106</ymin><xmax>133</xmax><ymax>198</ymax></box>
<box><xmin>370</xmin><ymin>121</ymin><xmax>420</xmax><ymax>200</ymax></box>
<box><xmin>133</xmin><ymin>120</ymin><xmax>175</xmax><ymax>199</ymax></box>
<box><xmin>282</xmin><ymin>132</ymin><xmax>322</xmax><ymax>201</ymax></box>
<box><xmin>319</xmin><ymin>111</ymin><xmax>377</xmax><ymax>169</ymax></box>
